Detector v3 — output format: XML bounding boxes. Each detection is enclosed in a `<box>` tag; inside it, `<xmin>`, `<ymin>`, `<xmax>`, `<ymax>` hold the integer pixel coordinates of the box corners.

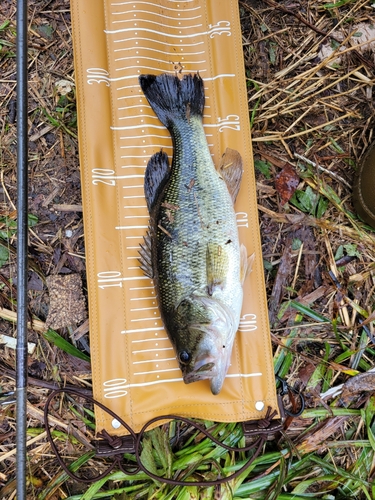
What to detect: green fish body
<box><xmin>139</xmin><ymin>73</ymin><xmax>249</xmax><ymax>395</ymax></box>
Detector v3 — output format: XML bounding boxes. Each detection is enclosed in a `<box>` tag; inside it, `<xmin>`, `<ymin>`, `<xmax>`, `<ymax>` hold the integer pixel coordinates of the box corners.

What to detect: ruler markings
<box><xmin>115</xmin><ymin>48</ymin><xmax>206</xmax><ymax>59</ymax></box>
<box><xmin>106</xmin><ymin>28</ymin><xmax>214</xmax><ymax>40</ymax></box>
<box><xmin>131</xmin><ymin>317</ymin><xmax>161</xmax><ymax>322</ymax></box>
<box><xmin>120</xmin><ymin>144</ymin><xmax>172</xmax><ymax>149</ymax></box>
<box><xmin>129</xmin><ymin>286</ymin><xmax>153</xmax><ymax>291</ymax></box>
<box><xmin>121</xmin><ymin>326</ymin><xmax>164</xmax><ymax>334</ymax></box>
<box><xmin>133</xmin><ymin>357</ymin><xmax>175</xmax><ymax>365</ymax></box>
<box><xmin>116</xmin><ymin>95</ymin><xmax>148</xmax><ymax>101</ymax></box>
<box><xmin>120</xmin><ymin>166</ymin><xmax>146</xmax><ymax>169</ymax></box>
<box><xmin>116</xmin><ymin>225</ymin><xmax>149</xmax><ymax>230</ymax></box>
<box><xmin>132</xmin><ymin>347</ymin><xmax>174</xmax><ymax>354</ymax></box>
<box><xmin>114</xmin><ymin>38</ymin><xmax>205</xmax><ymax>48</ymax></box>
<box><xmin>115</xmin><ymin>124</ymin><xmax>168</xmax><ymax>130</ymax></box>
<box><xmin>119</xmin><ymin>114</ymin><xmax>159</xmax><ymax>120</ymax></box>
<box><xmin>109</xmin><ymin>0</ymin><xmax>245</xmax><ymax>389</ymax></box>
<box><xmin>132</xmin><ymin>336</ymin><xmax>169</xmax><ymax>343</ymax></box>
<box><xmin>114</xmin><ymin>64</ymin><xmax>206</xmax><ymax>74</ymax></box>
<box><xmin>112</xmin><ymin>13</ymin><xmax>202</xmax><ymax>22</ymax></box>
<box><xmin>130</xmin><ymin>306</ymin><xmax>159</xmax><ymax>312</ymax></box>
<box><xmin>118</xmin><ymin>104</ymin><xmax>149</xmax><ymax>110</ymax></box>
<box><xmin>116</xmin><ymin>56</ymin><xmax>206</xmax><ymax>68</ymax></box>
<box><xmin>131</xmin><ymin>338</ymin><xmax>170</xmax><ymax>344</ymax></box>
<box><xmin>130</xmin><ymin>295</ymin><xmax>155</xmax><ymax>300</ymax></box>
<box><xmin>120</xmin><ymin>133</ymin><xmax>169</xmax><ymax>139</ymax></box>
<box><xmin>124</xmin><ymin>215</ymin><xmax>148</xmax><ymax>219</ymax></box>
<box><xmin>112</xmin><ymin>19</ymin><xmax>202</xmax><ymax>30</ymax></box>
<box><xmin>110</xmin><ymin>2</ymin><xmax>200</xmax><ymax>13</ymax></box>
<box><xmin>134</xmin><ymin>367</ymin><xmax>180</xmax><ymax>376</ymax></box>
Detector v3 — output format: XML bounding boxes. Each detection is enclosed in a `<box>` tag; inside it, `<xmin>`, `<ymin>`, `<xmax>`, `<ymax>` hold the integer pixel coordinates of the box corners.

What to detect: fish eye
<box><xmin>178</xmin><ymin>351</ymin><xmax>191</xmax><ymax>364</ymax></box>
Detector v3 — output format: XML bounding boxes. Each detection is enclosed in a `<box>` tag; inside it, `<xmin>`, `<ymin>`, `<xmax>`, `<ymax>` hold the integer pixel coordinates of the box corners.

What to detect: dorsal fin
<box><xmin>144</xmin><ymin>150</ymin><xmax>170</xmax><ymax>212</ymax></box>
<box><xmin>217</xmin><ymin>148</ymin><xmax>243</xmax><ymax>204</ymax></box>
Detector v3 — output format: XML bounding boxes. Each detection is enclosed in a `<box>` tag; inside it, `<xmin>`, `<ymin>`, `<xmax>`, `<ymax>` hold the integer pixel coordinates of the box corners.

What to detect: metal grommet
<box><xmin>255</xmin><ymin>401</ymin><xmax>265</xmax><ymax>411</ymax></box>
<box><xmin>112</xmin><ymin>418</ymin><xmax>121</xmax><ymax>429</ymax></box>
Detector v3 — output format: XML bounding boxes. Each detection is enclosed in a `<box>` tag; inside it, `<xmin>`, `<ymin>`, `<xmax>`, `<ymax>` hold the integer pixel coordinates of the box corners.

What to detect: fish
<box><xmin>138</xmin><ymin>73</ymin><xmax>252</xmax><ymax>395</ymax></box>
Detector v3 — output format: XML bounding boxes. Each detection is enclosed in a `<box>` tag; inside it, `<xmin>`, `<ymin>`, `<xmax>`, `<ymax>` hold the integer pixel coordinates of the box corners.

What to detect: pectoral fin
<box><xmin>217</xmin><ymin>148</ymin><xmax>243</xmax><ymax>204</ymax></box>
<box><xmin>240</xmin><ymin>245</ymin><xmax>254</xmax><ymax>285</ymax></box>
<box><xmin>206</xmin><ymin>242</ymin><xmax>229</xmax><ymax>295</ymax></box>
<box><xmin>144</xmin><ymin>150</ymin><xmax>170</xmax><ymax>212</ymax></box>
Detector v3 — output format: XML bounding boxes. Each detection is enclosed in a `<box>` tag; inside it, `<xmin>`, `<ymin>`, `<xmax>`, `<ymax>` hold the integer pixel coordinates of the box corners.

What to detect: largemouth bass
<box><xmin>138</xmin><ymin>73</ymin><xmax>251</xmax><ymax>395</ymax></box>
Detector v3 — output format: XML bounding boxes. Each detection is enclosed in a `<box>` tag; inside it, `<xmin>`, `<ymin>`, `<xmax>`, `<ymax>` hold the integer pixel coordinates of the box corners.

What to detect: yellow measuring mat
<box><xmin>71</xmin><ymin>0</ymin><xmax>278</xmax><ymax>434</ymax></box>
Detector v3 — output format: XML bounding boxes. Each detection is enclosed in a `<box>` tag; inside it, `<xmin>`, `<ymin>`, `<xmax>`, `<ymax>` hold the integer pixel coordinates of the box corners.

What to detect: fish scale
<box><xmin>156</xmin><ymin>116</ymin><xmax>240</xmax><ymax>317</ymax></box>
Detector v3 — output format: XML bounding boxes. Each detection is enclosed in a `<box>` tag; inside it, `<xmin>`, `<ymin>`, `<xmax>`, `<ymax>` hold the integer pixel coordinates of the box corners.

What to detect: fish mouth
<box><xmin>182</xmin><ymin>355</ymin><xmax>218</xmax><ymax>385</ymax></box>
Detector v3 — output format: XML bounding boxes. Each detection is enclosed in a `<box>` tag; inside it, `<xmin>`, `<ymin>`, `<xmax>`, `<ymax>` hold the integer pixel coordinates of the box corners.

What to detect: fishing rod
<box><xmin>16</xmin><ymin>0</ymin><xmax>29</xmax><ymax>498</ymax></box>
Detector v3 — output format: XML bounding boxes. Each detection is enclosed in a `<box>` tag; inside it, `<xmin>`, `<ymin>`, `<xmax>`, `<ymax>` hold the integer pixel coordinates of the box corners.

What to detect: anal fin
<box><xmin>217</xmin><ymin>148</ymin><xmax>243</xmax><ymax>204</ymax></box>
<box><xmin>240</xmin><ymin>245</ymin><xmax>254</xmax><ymax>285</ymax></box>
<box><xmin>144</xmin><ymin>150</ymin><xmax>170</xmax><ymax>212</ymax></box>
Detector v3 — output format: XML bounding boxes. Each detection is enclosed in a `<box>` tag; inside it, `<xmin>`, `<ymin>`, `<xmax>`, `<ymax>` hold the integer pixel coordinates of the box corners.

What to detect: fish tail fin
<box><xmin>139</xmin><ymin>73</ymin><xmax>204</xmax><ymax>128</ymax></box>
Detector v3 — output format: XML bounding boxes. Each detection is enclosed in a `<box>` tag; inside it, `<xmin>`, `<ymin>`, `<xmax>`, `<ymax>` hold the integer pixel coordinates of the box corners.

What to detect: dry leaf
<box><xmin>45</xmin><ymin>274</ymin><xmax>87</xmax><ymax>330</ymax></box>
<box><xmin>55</xmin><ymin>79</ymin><xmax>75</xmax><ymax>95</ymax></box>
<box><xmin>275</xmin><ymin>164</ymin><xmax>300</xmax><ymax>205</ymax></box>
